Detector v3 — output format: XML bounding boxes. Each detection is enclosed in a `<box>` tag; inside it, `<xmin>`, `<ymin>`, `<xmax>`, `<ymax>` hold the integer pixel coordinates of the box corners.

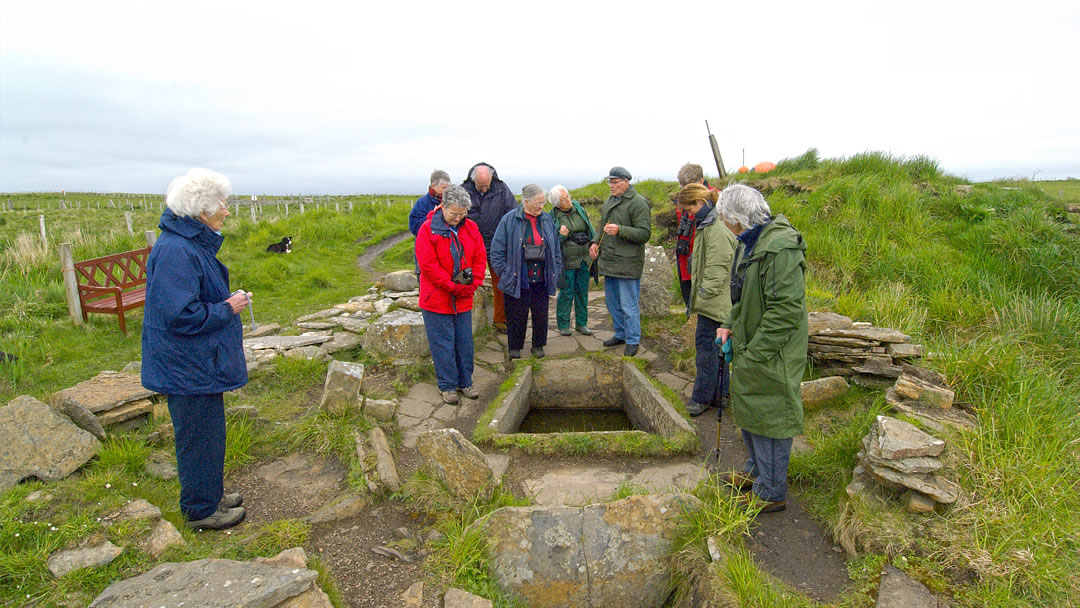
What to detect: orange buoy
<box><xmin>737</xmin><ymin>166</ymin><xmax>750</xmax><ymax>174</ymax></box>
<box><xmin>754</xmin><ymin>161</ymin><xmax>776</xmax><ymax>173</ymax></box>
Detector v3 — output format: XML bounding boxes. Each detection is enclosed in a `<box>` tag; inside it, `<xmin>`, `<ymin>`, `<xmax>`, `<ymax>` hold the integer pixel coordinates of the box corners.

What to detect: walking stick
<box><xmin>589</xmin><ymin>232</ymin><xmax>606</xmax><ymax>286</ymax></box>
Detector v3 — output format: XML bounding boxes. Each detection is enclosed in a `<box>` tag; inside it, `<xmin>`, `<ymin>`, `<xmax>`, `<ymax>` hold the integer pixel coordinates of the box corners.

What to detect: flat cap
<box><xmin>606</xmin><ymin>166</ymin><xmax>632</xmax><ymax>181</ymax></box>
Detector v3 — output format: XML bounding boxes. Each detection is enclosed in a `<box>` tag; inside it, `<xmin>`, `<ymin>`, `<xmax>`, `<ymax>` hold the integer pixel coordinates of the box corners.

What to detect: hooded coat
<box><xmin>592</xmin><ymin>185</ymin><xmax>651</xmax><ymax>279</ymax></box>
<box><xmin>461</xmin><ymin>162</ymin><xmax>518</xmax><ymax>250</ymax></box>
<box><xmin>551</xmin><ymin>199</ymin><xmax>596</xmax><ymax>270</ymax></box>
<box><xmin>415</xmin><ymin>207</ymin><xmax>487</xmax><ymax>315</ymax></box>
<box><xmin>141</xmin><ymin>209</ymin><xmax>247</xmax><ymax>396</ymax></box>
<box><xmin>724</xmin><ymin>214</ymin><xmax>808</xmax><ymax>439</ymax></box>
<box><xmin>688</xmin><ymin>205</ymin><xmax>737</xmax><ymax>323</ymax></box>
<box><xmin>489</xmin><ymin>205</ymin><xmax>563</xmax><ymax>299</ymax></box>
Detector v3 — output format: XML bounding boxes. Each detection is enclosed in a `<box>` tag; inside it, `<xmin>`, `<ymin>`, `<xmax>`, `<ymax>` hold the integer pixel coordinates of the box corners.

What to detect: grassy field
<box><xmin>2</xmin><ymin>160</ymin><xmax>1079</xmax><ymax>606</ymax></box>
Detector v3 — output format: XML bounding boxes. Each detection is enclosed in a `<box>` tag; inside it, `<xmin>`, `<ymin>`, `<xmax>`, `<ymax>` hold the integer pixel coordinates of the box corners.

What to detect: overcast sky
<box><xmin>1</xmin><ymin>0</ymin><xmax>1077</xmax><ymax>195</ymax></box>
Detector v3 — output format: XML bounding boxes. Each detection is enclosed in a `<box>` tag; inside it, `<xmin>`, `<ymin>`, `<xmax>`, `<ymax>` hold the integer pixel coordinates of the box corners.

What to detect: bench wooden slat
<box><xmin>72</xmin><ymin>247</ymin><xmax>152</xmax><ymax>334</ymax></box>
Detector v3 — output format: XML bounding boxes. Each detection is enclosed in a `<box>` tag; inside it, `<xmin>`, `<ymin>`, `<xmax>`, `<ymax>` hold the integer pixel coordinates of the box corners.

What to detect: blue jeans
<box><xmin>604</xmin><ymin>277</ymin><xmax>641</xmax><ymax>345</ymax></box>
<box><xmin>168</xmin><ymin>393</ymin><xmax>226</xmax><ymax>521</ymax></box>
<box><xmin>742</xmin><ymin>430</ymin><xmax>794</xmax><ymax>503</ymax></box>
<box><xmin>421</xmin><ymin>309</ymin><xmax>474</xmax><ymax>392</ymax></box>
<box><xmin>692</xmin><ymin>314</ymin><xmax>730</xmax><ymax>406</ymax></box>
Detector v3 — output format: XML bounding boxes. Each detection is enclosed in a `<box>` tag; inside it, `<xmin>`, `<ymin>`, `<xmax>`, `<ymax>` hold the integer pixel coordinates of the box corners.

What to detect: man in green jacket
<box><xmin>678</xmin><ymin>183</ymin><xmax>737</xmax><ymax>417</ymax></box>
<box><xmin>588</xmin><ymin>167</ymin><xmax>652</xmax><ymax>357</ymax></box>
<box><xmin>715</xmin><ymin>184</ymin><xmax>808</xmax><ymax>514</ymax></box>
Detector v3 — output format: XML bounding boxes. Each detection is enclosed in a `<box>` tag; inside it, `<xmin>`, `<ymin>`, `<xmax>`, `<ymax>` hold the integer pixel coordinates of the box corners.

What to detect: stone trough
<box><xmin>480</xmin><ymin>357</ymin><xmax>696</xmax><ymax>454</ymax></box>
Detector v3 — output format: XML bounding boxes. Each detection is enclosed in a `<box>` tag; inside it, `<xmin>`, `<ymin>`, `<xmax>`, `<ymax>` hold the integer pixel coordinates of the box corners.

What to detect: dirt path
<box><xmin>355</xmin><ymin>230</ymin><xmax>412</xmax><ymax>275</ymax></box>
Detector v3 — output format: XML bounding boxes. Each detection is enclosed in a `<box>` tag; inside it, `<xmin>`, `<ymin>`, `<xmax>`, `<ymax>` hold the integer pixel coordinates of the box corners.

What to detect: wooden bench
<box><xmin>73</xmin><ymin>247</ymin><xmax>152</xmax><ymax>334</ymax></box>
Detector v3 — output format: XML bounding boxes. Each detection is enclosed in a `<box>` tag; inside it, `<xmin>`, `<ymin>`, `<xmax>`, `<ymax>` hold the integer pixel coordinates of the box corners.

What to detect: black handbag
<box><xmin>523</xmin><ymin>242</ymin><xmax>546</xmax><ymax>261</ymax></box>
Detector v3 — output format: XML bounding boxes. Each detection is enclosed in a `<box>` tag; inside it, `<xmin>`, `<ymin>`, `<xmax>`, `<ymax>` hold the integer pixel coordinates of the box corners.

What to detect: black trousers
<box><xmin>506</xmin><ymin>284</ymin><xmax>549</xmax><ymax>351</ymax></box>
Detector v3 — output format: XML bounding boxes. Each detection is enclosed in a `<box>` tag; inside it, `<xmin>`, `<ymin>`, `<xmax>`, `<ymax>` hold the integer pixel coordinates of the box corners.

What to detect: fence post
<box><xmin>39</xmin><ymin>215</ymin><xmax>48</xmax><ymax>245</ymax></box>
<box><xmin>285</xmin><ymin>202</ymin><xmax>290</xmax><ymax>217</ymax></box>
<box><xmin>125</xmin><ymin>211</ymin><xmax>133</xmax><ymax>235</ymax></box>
<box><xmin>60</xmin><ymin>243</ymin><xmax>83</xmax><ymax>325</ymax></box>
<box><xmin>250</xmin><ymin>204</ymin><xmax>256</xmax><ymax>222</ymax></box>
<box><xmin>348</xmin><ymin>200</ymin><xmax>353</xmax><ymax>211</ymax></box>
<box><xmin>300</xmin><ymin>202</ymin><xmax>305</xmax><ymax>214</ymax></box>
<box><xmin>145</xmin><ymin>230</ymin><xmax>157</xmax><ymax>248</ymax></box>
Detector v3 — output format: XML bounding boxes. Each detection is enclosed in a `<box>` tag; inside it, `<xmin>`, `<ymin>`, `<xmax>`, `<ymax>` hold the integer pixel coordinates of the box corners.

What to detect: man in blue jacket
<box><xmin>463</xmin><ymin>162</ymin><xmax>518</xmax><ymax>331</ymax></box>
<box><xmin>409</xmin><ymin>170</ymin><xmax>451</xmax><ymax>275</ymax></box>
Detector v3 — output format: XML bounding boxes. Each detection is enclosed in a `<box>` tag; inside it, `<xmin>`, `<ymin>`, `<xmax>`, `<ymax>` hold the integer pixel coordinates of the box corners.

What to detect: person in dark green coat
<box><xmin>678</xmin><ymin>184</ymin><xmax>737</xmax><ymax>417</ymax></box>
<box><xmin>588</xmin><ymin>166</ymin><xmax>652</xmax><ymax>357</ymax></box>
<box><xmin>715</xmin><ymin>184</ymin><xmax>808</xmax><ymax>514</ymax></box>
<box><xmin>550</xmin><ymin>185</ymin><xmax>596</xmax><ymax>336</ymax></box>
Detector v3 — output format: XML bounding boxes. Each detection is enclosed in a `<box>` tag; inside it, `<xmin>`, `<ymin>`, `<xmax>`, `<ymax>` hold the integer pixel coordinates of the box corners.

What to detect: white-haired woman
<box><xmin>142</xmin><ymin>168</ymin><xmax>250</xmax><ymax>530</ymax></box>
<box><xmin>715</xmin><ymin>184</ymin><xmax>808</xmax><ymax>515</ymax></box>
<box><xmin>549</xmin><ymin>185</ymin><xmax>595</xmax><ymax>336</ymax></box>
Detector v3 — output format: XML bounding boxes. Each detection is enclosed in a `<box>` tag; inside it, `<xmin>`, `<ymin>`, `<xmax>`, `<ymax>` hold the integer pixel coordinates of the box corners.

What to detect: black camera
<box><xmin>675</xmin><ymin>214</ymin><xmax>693</xmax><ymax>256</ymax></box>
<box><xmin>452</xmin><ymin>266</ymin><xmax>473</xmax><ymax>285</ymax></box>
<box><xmin>569</xmin><ymin>232</ymin><xmax>591</xmax><ymax>245</ymax></box>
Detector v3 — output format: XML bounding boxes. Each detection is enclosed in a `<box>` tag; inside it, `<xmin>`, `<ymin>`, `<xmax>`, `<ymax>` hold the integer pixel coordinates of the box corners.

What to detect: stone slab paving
<box><xmin>543</xmin><ymin>335</ymin><xmax>581</xmax><ymax>357</ymax></box>
<box><xmin>475</xmin><ymin>350</ymin><xmax>505</xmax><ymax>366</ymax></box>
<box><xmin>524</xmin><ymin>462</ymin><xmax>709</xmax><ymax>506</ymax></box>
<box><xmin>656</xmin><ymin>372</ymin><xmax>689</xmax><ymax>392</ymax></box>
<box><xmin>575</xmin><ymin>334</ymin><xmax>605</xmax><ymax>352</ymax></box>
<box><xmin>398</xmin><ymin>383</ymin><xmax>456</xmax><ymax>448</ymax></box>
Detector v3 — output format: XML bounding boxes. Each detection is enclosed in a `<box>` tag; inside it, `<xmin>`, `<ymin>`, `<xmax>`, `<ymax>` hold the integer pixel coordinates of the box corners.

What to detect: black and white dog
<box><xmin>266</xmin><ymin>237</ymin><xmax>293</xmax><ymax>254</ymax></box>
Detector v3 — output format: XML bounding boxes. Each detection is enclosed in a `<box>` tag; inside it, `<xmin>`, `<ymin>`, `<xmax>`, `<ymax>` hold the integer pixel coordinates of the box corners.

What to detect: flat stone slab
<box><xmin>88</xmin><ymin>557</ymin><xmax>317</xmax><ymax>608</ymax></box>
<box><xmin>543</xmin><ymin>335</ymin><xmax>580</xmax><ymax>357</ymax></box>
<box><xmin>296</xmin><ymin>309</ymin><xmax>345</xmax><ymax>322</ymax></box>
<box><xmin>656</xmin><ymin>372</ymin><xmax>688</xmax><ymax>392</ymax></box>
<box><xmin>1</xmin><ymin>395</ymin><xmax>101</xmax><ymax>492</ymax></box>
<box><xmin>48</xmin><ymin>540</ymin><xmax>123</xmax><ymax>578</ymax></box>
<box><xmin>255</xmin><ymin>453</ymin><xmax>344</xmax><ymax>501</ymax></box>
<box><xmin>876</xmin><ymin>565</ymin><xmax>937</xmax><ymax>608</ymax></box>
<box><xmin>524</xmin><ymin>462</ymin><xmax>707</xmax><ymax>506</ymax></box>
<box><xmin>244</xmin><ymin>335</ymin><xmax>332</xmax><ymax>351</ymax></box>
<box><xmin>52</xmin><ymin>371</ymin><xmax>157</xmax><ymax>414</ymax></box>
<box><xmin>244</xmin><ymin>322</ymin><xmax>281</xmax><ymax>338</ymax></box>
<box><xmin>475</xmin><ymin>350</ymin><xmax>505</xmax><ymax>366</ymax></box>
<box><xmin>406</xmin><ymin>382</ymin><xmax>443</xmax><ymax>403</ymax></box>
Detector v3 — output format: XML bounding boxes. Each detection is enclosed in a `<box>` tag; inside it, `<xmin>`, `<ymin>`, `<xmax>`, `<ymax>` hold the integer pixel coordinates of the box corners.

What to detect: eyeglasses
<box><xmin>444</xmin><ymin>209</ymin><xmax>468</xmax><ymax>219</ymax></box>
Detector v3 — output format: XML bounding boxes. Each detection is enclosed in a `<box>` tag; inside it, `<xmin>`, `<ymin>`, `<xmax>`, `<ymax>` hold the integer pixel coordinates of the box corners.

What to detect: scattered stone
<box><xmin>402</xmin><ymin>581</ymin><xmax>424</xmax><ymax>607</ymax></box>
<box><xmin>870</xmin><ymin>415</ymin><xmax>946</xmax><ymax>459</ymax></box>
<box><xmin>226</xmin><ymin>404</ymin><xmax>259</xmax><ymax>420</ymax></box>
<box><xmin>145</xmin><ymin>451</ymin><xmax>178</xmax><ymax>480</ymax></box>
<box><xmin>116</xmin><ymin>498</ymin><xmax>162</xmax><ymax>521</ymax></box>
<box><xmin>887</xmin><ymin>343</ymin><xmax>926</xmax><ymax>359</ymax></box>
<box><xmin>245</xmin><ymin>335</ymin><xmax>332</xmax><ymax>351</ymax></box>
<box><xmin>244</xmin><ymin>322</ymin><xmax>282</xmax><ymax>338</ymax></box>
<box><xmin>26</xmin><ymin>490</ymin><xmax>51</xmax><ymax>502</ymax></box>
<box><xmin>333</xmin><ymin>316</ymin><xmax>371</xmax><ymax>334</ymax></box>
<box><xmin>853</xmin><ymin>374</ymin><xmax>899</xmax><ymax>390</ymax></box>
<box><xmin>444</xmin><ymin>587</ymin><xmax>493</xmax><ymax>608</ymax></box>
<box><xmin>876</xmin><ymin>565</ymin><xmax>937</xmax><ymax>608</ymax></box>
<box><xmin>955</xmin><ymin>185</ymin><xmax>974</xmax><ymax>196</ymax></box>
<box><xmin>88</xmin><ymin>556</ymin><xmax>319</xmax><ymax>608</ymax></box>
<box><xmin>639</xmin><ymin>245</ymin><xmax>674</xmax><ymax>318</ymax></box>
<box><xmin>807</xmin><ymin>311</ymin><xmax>854</xmax><ymax>334</ymax></box>
<box><xmin>372</xmin><ymin>545</ymin><xmax>409</xmax><ymax>561</ymax></box>
<box><xmin>256</xmin><ymin>547</ymin><xmax>308</xmax><ymax>569</ymax></box>
<box><xmin>319</xmin><ymin>360</ymin><xmax>365</xmax><ymax>414</ymax></box>
<box><xmin>853</xmin><ymin>356</ymin><xmax>905</xmax><ymax>378</ymax></box>
<box><xmin>885</xmin><ymin>389</ymin><xmax>978</xmax><ymax>434</ymax></box>
<box><xmin>864</xmin><ymin>462</ymin><xmax>959</xmax><ymax>504</ymax></box>
<box><xmin>48</xmin><ymin>540</ymin><xmax>123</xmax><ymax>578</ymax></box>
<box><xmin>393</xmin><ymin>527</ymin><xmax>413</xmax><ymax>540</ymax></box>
<box><xmin>1</xmin><ymin>395</ymin><xmax>100</xmax><ymax>492</ymax></box>
<box><xmin>334</xmin><ymin>300</ymin><xmax>374</xmax><ymax>314</ymax></box>
<box><xmin>147</xmin><ymin>519</ymin><xmax>186</xmax><ymax>558</ymax></box>
<box><xmin>894</xmin><ymin>374</ymin><xmax>955</xmax><ymax>408</ymax></box>
<box><xmin>121</xmin><ymin>360</ymin><xmax>141</xmax><ymax>373</ymax></box>
<box><xmin>395</xmin><ymin>296</ymin><xmax>421</xmax><ymax>312</ymax></box>
<box><xmin>476</xmin><ymin>349</ymin><xmax>505</xmax><ymax>366</ymax></box>
<box><xmin>300</xmin><ymin>331</ymin><xmax>332</xmax><ymax>337</ymax></box>
<box><xmin>367</xmin><ymin>427</ymin><xmax>400</xmax><ymax>493</ymax></box>
<box><xmin>362</xmin><ymin>398</ymin><xmax>398</xmax><ymax>422</ymax></box>
<box><xmin>706</xmin><ymin>535</ymin><xmax>723</xmax><ymax>562</ymax></box>
<box><xmin>480</xmin><ymin>494</ymin><xmax>701</xmax><ymax>608</ymax></box>
<box><xmin>800</xmin><ymin>376</ymin><xmax>848</xmax><ymax>409</ymax></box>
<box><xmin>296</xmin><ymin>321</ymin><xmax>338</xmax><ymax>330</ymax></box>
<box><xmin>305</xmin><ymin>494</ymin><xmax>368</xmax><ymax>525</ymax></box>
<box><xmin>285</xmin><ymin>345</ymin><xmax>326</xmax><ymax>360</ymax></box>
<box><xmin>52</xmin><ymin>397</ymin><xmax>107</xmax><ymax>440</ymax></box>
<box><xmin>317</xmin><ymin>331</ymin><xmax>362</xmax><ymax>356</ymax></box>
<box><xmin>845</xmin><ymin>464</ymin><xmax>877</xmax><ymax>501</ymax></box>
<box><xmin>485</xmin><ymin>452</ymin><xmax>511</xmax><ymax>481</ymax></box>
<box><xmin>361</xmin><ymin>309</ymin><xmax>430</xmax><ymax>358</ymax></box>
<box><xmin>255</xmin><ymin>453</ymin><xmax>344</xmax><ymax>503</ymax></box>
<box><xmin>417</xmin><ymin>429</ymin><xmax>495</xmax><ymax>503</ymax></box>
<box><xmin>52</xmin><ymin>370</ymin><xmax>162</xmax><ymax>427</ymax></box>
<box><xmin>821</xmin><ymin>327</ymin><xmax>911</xmax><ymax>343</ymax></box>
<box><xmin>384</xmin><ymin>289</ymin><xmax>420</xmax><ymax>298</ymax></box>
<box><xmin>96</xmin><ymin>397</ymin><xmax>155</xmax><ymax>426</ymax></box>
<box><xmin>899</xmin><ymin>364</ymin><xmax>948</xmax><ymax>387</ymax></box>
<box><xmin>383</xmin><ymin>270</ymin><xmax>420</xmax><ymax>292</ymax></box>
<box><xmin>374</xmin><ymin>298</ymin><xmax>394</xmax><ymax>315</ymax></box>
<box><xmin>905</xmin><ymin>491</ymin><xmax>937</xmax><ymax>513</ymax></box>
<box><xmin>296</xmin><ymin>309</ymin><xmax>345</xmax><ymax>323</ymax></box>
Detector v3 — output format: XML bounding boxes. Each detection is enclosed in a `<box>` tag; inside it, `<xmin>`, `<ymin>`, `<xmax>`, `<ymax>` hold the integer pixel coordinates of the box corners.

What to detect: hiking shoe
<box><xmin>531</xmin><ymin>346</ymin><xmax>545</xmax><ymax>358</ymax></box>
<box><xmin>219</xmin><ymin>492</ymin><xmax>243</xmax><ymax>509</ymax></box>
<box><xmin>687</xmin><ymin>401</ymin><xmax>709</xmax><ymax>416</ymax></box>
<box><xmin>509</xmin><ymin>349</ymin><xmax>521</xmax><ymax>360</ymax></box>
<box><xmin>493</xmin><ymin>322</ymin><xmax>507</xmax><ymax>333</ymax></box>
<box><xmin>459</xmin><ymin>386</ymin><xmax>479</xmax><ymax>400</ymax></box>
<box><xmin>559</xmin><ymin>328</ymin><xmax>573</xmax><ymax>336</ymax></box>
<box><xmin>720</xmin><ymin>472</ymin><xmax>756</xmax><ymax>492</ymax></box>
<box><xmin>602</xmin><ymin>337</ymin><xmax>625</xmax><ymax>348</ymax></box>
<box><xmin>758</xmin><ymin>500</ymin><xmax>786</xmax><ymax>514</ymax></box>
<box><xmin>624</xmin><ymin>344</ymin><xmax>639</xmax><ymax>357</ymax></box>
<box><xmin>575</xmin><ymin>325</ymin><xmax>593</xmax><ymax>335</ymax></box>
<box><xmin>441</xmin><ymin>390</ymin><xmax>459</xmax><ymax>405</ymax></box>
<box><xmin>188</xmin><ymin>506</ymin><xmax>245</xmax><ymax>530</ymax></box>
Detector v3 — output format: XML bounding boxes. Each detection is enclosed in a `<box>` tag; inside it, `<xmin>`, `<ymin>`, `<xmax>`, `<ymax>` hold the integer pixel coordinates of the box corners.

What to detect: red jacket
<box><xmin>416</xmin><ymin>207</ymin><xmax>487</xmax><ymax>314</ymax></box>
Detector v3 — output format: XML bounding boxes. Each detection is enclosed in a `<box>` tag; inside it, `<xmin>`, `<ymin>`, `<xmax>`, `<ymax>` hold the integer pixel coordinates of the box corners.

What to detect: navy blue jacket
<box><xmin>462</xmin><ymin>162</ymin><xmax>518</xmax><ymax>250</ymax></box>
<box><xmin>141</xmin><ymin>209</ymin><xmax>247</xmax><ymax>395</ymax></box>
<box><xmin>408</xmin><ymin>192</ymin><xmax>440</xmax><ymax>236</ymax></box>
<box><xmin>490</xmin><ymin>206</ymin><xmax>563</xmax><ymax>299</ymax></box>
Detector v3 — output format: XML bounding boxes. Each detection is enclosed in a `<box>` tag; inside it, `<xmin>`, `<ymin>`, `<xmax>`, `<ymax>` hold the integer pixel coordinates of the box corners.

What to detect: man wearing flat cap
<box><xmin>589</xmin><ymin>166</ymin><xmax>652</xmax><ymax>356</ymax></box>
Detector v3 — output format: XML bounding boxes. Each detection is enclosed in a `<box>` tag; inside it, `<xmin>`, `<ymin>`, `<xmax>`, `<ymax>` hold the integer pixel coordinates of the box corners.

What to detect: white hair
<box><xmin>429</xmin><ymin>169</ymin><xmax>450</xmax><ymax>187</ymax></box>
<box><xmin>717</xmin><ymin>184</ymin><xmax>771</xmax><ymax>229</ymax></box>
<box><xmin>166</xmin><ymin>168</ymin><xmax>232</xmax><ymax>218</ymax></box>
<box><xmin>521</xmin><ymin>183</ymin><xmax>545</xmax><ymax>204</ymax></box>
<box><xmin>547</xmin><ymin>185</ymin><xmax>569</xmax><ymax>206</ymax></box>
<box><xmin>442</xmin><ymin>185</ymin><xmax>471</xmax><ymax>210</ymax></box>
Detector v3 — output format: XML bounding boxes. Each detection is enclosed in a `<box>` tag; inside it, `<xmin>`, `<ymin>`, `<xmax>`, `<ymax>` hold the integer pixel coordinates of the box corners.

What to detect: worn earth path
<box><xmin>227</xmin><ymin>240</ymin><xmax>851</xmax><ymax>606</ymax></box>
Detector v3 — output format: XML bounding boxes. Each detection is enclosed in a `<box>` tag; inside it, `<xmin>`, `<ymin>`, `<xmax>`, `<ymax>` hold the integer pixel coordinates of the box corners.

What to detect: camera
<box><xmin>452</xmin><ymin>266</ymin><xmax>473</xmax><ymax>285</ymax></box>
<box><xmin>569</xmin><ymin>232</ymin><xmax>591</xmax><ymax>245</ymax></box>
<box><xmin>675</xmin><ymin>213</ymin><xmax>693</xmax><ymax>256</ymax></box>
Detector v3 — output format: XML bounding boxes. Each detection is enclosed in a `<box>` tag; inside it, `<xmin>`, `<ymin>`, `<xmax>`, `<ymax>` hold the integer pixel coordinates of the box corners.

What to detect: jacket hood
<box><xmin>698</xmin><ymin>204</ymin><xmax>721</xmax><ymax>228</ymax></box>
<box><xmin>755</xmin><ymin>214</ymin><xmax>805</xmax><ymax>255</ymax></box>
<box><xmin>158</xmin><ymin>208</ymin><xmax>224</xmax><ymax>253</ymax></box>
<box><xmin>463</xmin><ymin>162</ymin><xmax>503</xmax><ymax>185</ymax></box>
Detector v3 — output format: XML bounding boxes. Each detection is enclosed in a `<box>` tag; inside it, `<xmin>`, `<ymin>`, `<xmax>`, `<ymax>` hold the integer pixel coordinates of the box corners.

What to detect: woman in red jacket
<box><xmin>415</xmin><ymin>185</ymin><xmax>488</xmax><ymax>404</ymax></box>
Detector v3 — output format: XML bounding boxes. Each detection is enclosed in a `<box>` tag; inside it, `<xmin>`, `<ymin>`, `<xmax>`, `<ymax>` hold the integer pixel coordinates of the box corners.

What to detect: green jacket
<box><xmin>552</xmin><ymin>199</ymin><xmax>596</xmax><ymax>270</ymax></box>
<box><xmin>593</xmin><ymin>186</ymin><xmax>651</xmax><ymax>279</ymax></box>
<box><xmin>689</xmin><ymin>206</ymin><xmax>737</xmax><ymax>323</ymax></box>
<box><xmin>724</xmin><ymin>215</ymin><xmax>807</xmax><ymax>439</ymax></box>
